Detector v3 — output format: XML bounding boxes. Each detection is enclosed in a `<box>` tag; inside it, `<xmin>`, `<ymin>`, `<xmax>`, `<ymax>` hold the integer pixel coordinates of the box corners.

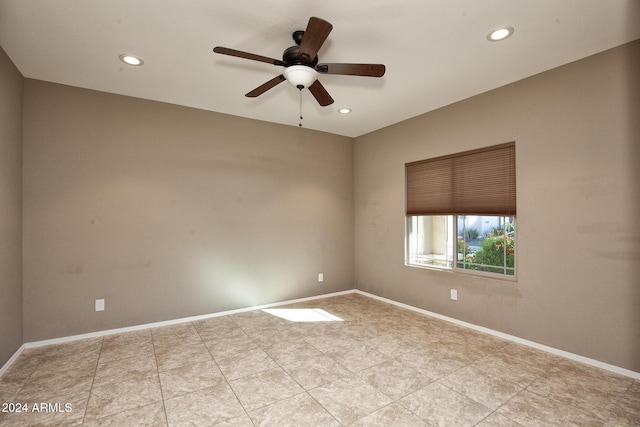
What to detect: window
<box><xmin>405</xmin><ymin>142</ymin><xmax>516</xmax><ymax>278</ymax></box>
<box><xmin>407</xmin><ymin>215</ymin><xmax>516</xmax><ymax>276</ymax></box>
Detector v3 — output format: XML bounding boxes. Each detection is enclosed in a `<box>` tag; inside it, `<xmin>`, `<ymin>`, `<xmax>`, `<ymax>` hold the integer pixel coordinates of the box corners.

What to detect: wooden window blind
<box><xmin>406</xmin><ymin>142</ymin><xmax>516</xmax><ymax>216</ymax></box>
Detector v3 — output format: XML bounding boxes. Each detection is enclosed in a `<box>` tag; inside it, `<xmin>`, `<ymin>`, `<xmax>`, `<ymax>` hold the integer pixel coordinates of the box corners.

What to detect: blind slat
<box><xmin>406</xmin><ymin>142</ymin><xmax>516</xmax><ymax>216</ymax></box>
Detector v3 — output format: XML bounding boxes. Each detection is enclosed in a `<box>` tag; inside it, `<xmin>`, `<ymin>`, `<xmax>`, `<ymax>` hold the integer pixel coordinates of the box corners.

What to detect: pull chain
<box><xmin>297</xmin><ymin>85</ymin><xmax>304</xmax><ymax>127</ymax></box>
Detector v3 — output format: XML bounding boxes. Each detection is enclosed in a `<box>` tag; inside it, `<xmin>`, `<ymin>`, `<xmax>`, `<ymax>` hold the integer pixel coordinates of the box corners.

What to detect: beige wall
<box><xmin>7</xmin><ymin>39</ymin><xmax>639</xmax><ymax>374</ymax></box>
<box><xmin>0</xmin><ymin>46</ymin><xmax>23</xmax><ymax>367</ymax></box>
<box><xmin>22</xmin><ymin>80</ymin><xmax>354</xmax><ymax>341</ymax></box>
<box><xmin>354</xmin><ymin>40</ymin><xmax>640</xmax><ymax>372</ymax></box>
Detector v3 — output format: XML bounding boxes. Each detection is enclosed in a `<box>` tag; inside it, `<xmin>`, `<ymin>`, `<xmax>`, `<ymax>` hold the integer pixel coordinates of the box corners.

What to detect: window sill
<box><xmin>405</xmin><ymin>262</ymin><xmax>517</xmax><ymax>283</ymax></box>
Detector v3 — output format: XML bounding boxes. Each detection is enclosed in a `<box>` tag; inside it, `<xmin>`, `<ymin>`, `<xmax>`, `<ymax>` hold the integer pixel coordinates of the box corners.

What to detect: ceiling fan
<box><xmin>213</xmin><ymin>17</ymin><xmax>385</xmax><ymax>107</ymax></box>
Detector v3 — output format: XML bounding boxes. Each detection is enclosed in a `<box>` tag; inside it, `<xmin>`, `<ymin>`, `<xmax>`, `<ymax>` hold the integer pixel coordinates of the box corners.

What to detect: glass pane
<box><xmin>457</xmin><ymin>215</ymin><xmax>515</xmax><ymax>275</ymax></box>
<box><xmin>407</xmin><ymin>215</ymin><xmax>454</xmax><ymax>269</ymax></box>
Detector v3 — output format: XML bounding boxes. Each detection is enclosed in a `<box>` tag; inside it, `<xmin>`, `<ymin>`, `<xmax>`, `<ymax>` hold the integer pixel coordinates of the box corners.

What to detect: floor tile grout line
<box><xmin>256</xmin><ymin>329</ymin><xmax>366</xmax><ymax>426</ymax></box>
<box><xmin>221</xmin><ymin>313</ymin><xmax>364</xmax><ymax>425</ymax></box>
<box><xmin>337</xmin><ymin>320</ymin><xmax>519</xmax><ymax>424</ymax></box>
<box><xmin>77</xmin><ymin>337</ymin><xmax>104</xmax><ymax>426</ymax></box>
<box><xmin>193</xmin><ymin>319</ymin><xmax>257</xmax><ymax>425</ymax></box>
<box><xmin>523</xmin><ymin>375</ymin><xmax>598</xmax><ymax>415</ymax></box>
<box><xmin>486</xmin><ymin>379</ymin><xmax>543</xmax><ymax>425</ymax></box>
<box><xmin>150</xmin><ymin>328</ymin><xmax>171</xmax><ymax>427</ymax></box>
<box><xmin>503</xmin><ymin>378</ymin><xmax>603</xmax><ymax>424</ymax></box>
<box><xmin>239</xmin><ymin>332</ymin><xmax>306</xmax><ymax>420</ymax></box>
<box><xmin>394</xmin><ymin>360</ymin><xmax>512</xmax><ymax>427</ymax></box>
<box><xmin>1</xmin><ymin>353</ymin><xmax>36</xmax><ymax>408</ymax></box>
<box><xmin>4</xmin><ymin>294</ymin><xmax>637</xmax><ymax>426</ymax></box>
<box><xmin>439</xmin><ymin>369</ymin><xmax>519</xmax><ymax>426</ymax></box>
<box><xmin>304</xmin><ymin>387</ymin><xmax>349</xmax><ymax>426</ymax></box>
<box><xmin>463</xmin><ymin>360</ymin><xmax>542</xmax><ymax>425</ymax></box>
<box><xmin>286</xmin><ymin>350</ymin><xmax>410</xmax><ymax>425</ymax></box>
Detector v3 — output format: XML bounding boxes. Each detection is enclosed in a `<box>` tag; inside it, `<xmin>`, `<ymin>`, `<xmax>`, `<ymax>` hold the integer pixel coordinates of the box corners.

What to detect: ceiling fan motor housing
<box><xmin>283</xmin><ymin>45</ymin><xmax>318</xmax><ymax>67</ymax></box>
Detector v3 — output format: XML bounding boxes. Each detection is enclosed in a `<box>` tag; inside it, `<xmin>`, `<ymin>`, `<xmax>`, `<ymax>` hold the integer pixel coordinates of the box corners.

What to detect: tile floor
<box><xmin>0</xmin><ymin>293</ymin><xmax>638</xmax><ymax>426</ymax></box>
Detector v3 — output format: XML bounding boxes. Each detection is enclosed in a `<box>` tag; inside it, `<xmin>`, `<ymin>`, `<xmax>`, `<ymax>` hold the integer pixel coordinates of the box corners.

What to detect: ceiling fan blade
<box><xmin>213</xmin><ymin>47</ymin><xmax>286</xmax><ymax>66</ymax></box>
<box><xmin>245</xmin><ymin>75</ymin><xmax>286</xmax><ymax>97</ymax></box>
<box><xmin>316</xmin><ymin>63</ymin><xmax>386</xmax><ymax>77</ymax></box>
<box><xmin>297</xmin><ymin>17</ymin><xmax>333</xmax><ymax>63</ymax></box>
<box><xmin>308</xmin><ymin>80</ymin><xmax>334</xmax><ymax>106</ymax></box>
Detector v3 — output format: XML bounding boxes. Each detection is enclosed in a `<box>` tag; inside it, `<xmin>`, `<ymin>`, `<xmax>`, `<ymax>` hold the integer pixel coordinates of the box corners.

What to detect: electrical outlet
<box><xmin>95</xmin><ymin>299</ymin><xmax>105</xmax><ymax>311</ymax></box>
<box><xmin>450</xmin><ymin>289</ymin><xmax>458</xmax><ymax>301</ymax></box>
<box><xmin>318</xmin><ymin>273</ymin><xmax>324</xmax><ymax>282</ymax></box>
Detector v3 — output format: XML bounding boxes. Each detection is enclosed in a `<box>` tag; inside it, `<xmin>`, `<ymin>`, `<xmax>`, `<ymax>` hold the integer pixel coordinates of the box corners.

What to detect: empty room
<box><xmin>1</xmin><ymin>1</ymin><xmax>639</xmax><ymax>426</ymax></box>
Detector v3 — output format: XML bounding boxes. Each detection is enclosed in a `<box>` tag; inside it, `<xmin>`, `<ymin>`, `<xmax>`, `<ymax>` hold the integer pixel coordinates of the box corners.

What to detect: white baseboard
<box><xmin>355</xmin><ymin>290</ymin><xmax>640</xmax><ymax>380</ymax></box>
<box><xmin>22</xmin><ymin>289</ymin><xmax>356</xmax><ymax>349</ymax></box>
<box><xmin>3</xmin><ymin>288</ymin><xmax>638</xmax><ymax>380</ymax></box>
<box><xmin>0</xmin><ymin>344</ymin><xmax>25</xmax><ymax>377</ymax></box>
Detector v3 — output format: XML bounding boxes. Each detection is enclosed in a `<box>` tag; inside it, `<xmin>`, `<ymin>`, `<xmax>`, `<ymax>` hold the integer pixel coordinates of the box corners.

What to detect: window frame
<box><xmin>405</xmin><ymin>214</ymin><xmax>517</xmax><ymax>281</ymax></box>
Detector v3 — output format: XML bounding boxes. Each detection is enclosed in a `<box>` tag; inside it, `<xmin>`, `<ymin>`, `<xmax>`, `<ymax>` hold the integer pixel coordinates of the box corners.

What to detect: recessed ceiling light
<box><xmin>487</xmin><ymin>26</ymin><xmax>514</xmax><ymax>42</ymax></box>
<box><xmin>119</xmin><ymin>54</ymin><xmax>144</xmax><ymax>66</ymax></box>
<box><xmin>338</xmin><ymin>108</ymin><xmax>352</xmax><ymax>114</ymax></box>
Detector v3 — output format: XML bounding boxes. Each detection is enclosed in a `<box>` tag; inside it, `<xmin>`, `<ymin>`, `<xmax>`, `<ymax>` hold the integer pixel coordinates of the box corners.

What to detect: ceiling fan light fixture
<box><xmin>487</xmin><ymin>26</ymin><xmax>514</xmax><ymax>42</ymax></box>
<box><xmin>119</xmin><ymin>54</ymin><xmax>144</xmax><ymax>66</ymax></box>
<box><xmin>283</xmin><ymin>65</ymin><xmax>318</xmax><ymax>89</ymax></box>
<box><xmin>212</xmin><ymin>17</ymin><xmax>384</xmax><ymax>108</ymax></box>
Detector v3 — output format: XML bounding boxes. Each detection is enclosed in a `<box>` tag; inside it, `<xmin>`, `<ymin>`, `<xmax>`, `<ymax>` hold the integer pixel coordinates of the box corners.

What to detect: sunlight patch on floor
<box><xmin>262</xmin><ymin>308</ymin><xmax>344</xmax><ymax>322</ymax></box>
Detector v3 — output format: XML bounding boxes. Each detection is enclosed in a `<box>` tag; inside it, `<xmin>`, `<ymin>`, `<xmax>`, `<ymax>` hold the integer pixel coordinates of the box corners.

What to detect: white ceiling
<box><xmin>1</xmin><ymin>1</ymin><xmax>639</xmax><ymax>138</ymax></box>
